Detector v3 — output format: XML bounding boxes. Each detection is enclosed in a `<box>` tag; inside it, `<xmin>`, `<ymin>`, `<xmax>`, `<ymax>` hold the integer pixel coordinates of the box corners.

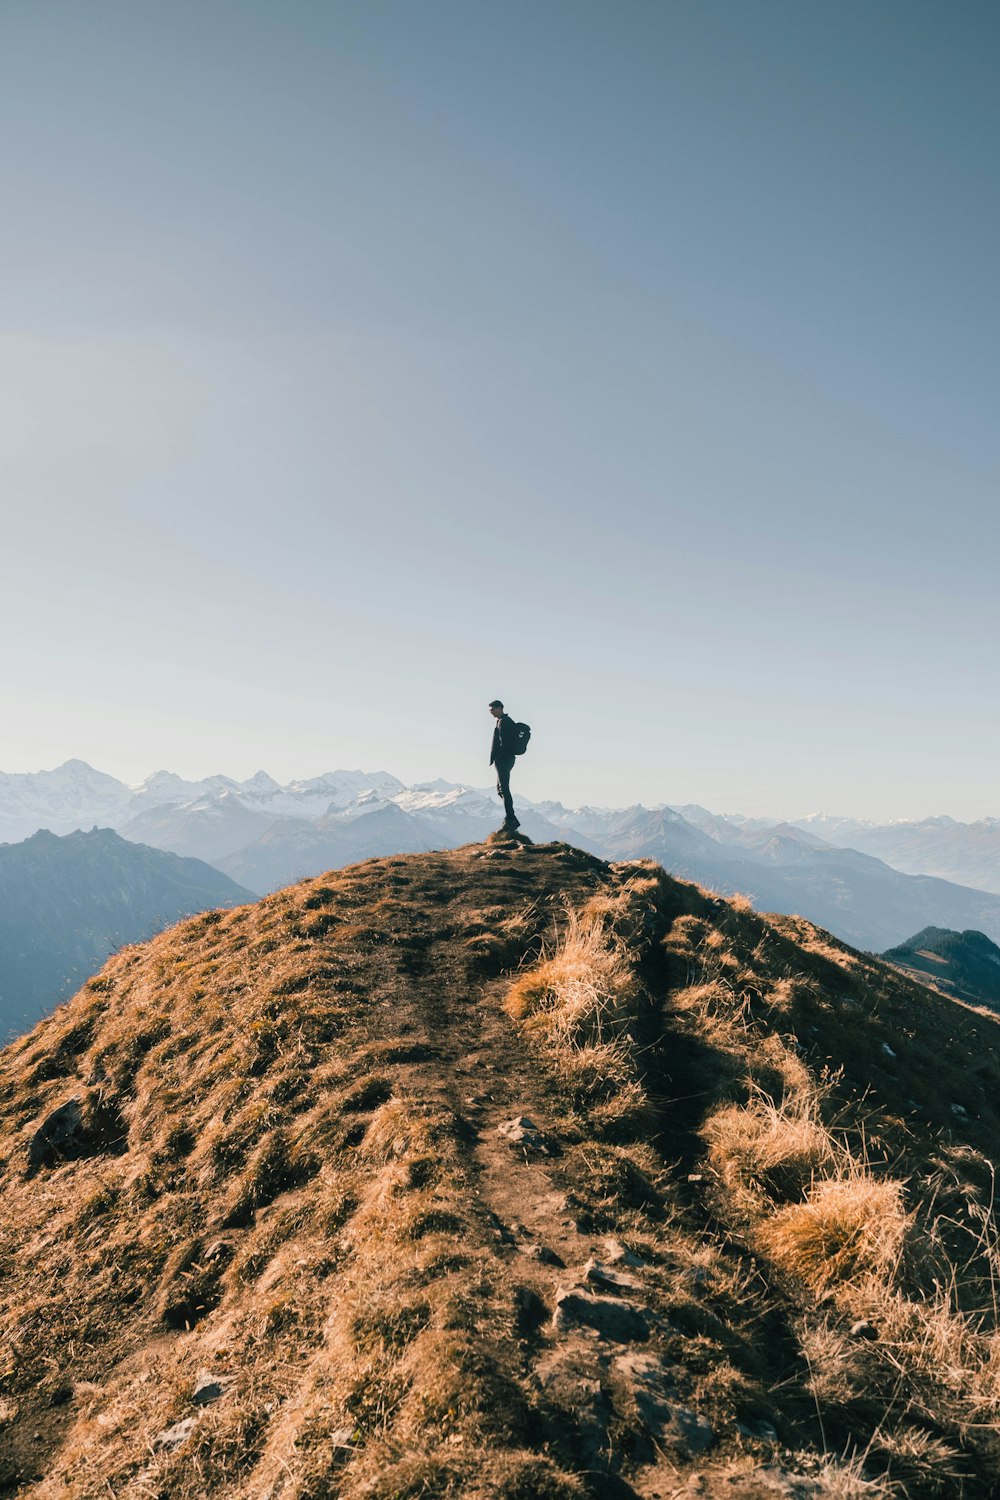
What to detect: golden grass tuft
<box><xmin>810</xmin><ymin>1454</ymin><xmax>896</xmax><ymax>1499</ymax></box>
<box><xmin>758</xmin><ymin>1173</ymin><xmax>911</xmax><ymax>1292</ymax></box>
<box><xmin>504</xmin><ymin>907</ymin><xmax>640</xmax><ymax>1039</ymax></box>
<box><xmin>703</xmin><ymin>1087</ymin><xmax>836</xmax><ymax>1212</ymax></box>
<box><xmin>504</xmin><ymin>883</ymin><xmax>655</xmax><ymax>1136</ymax></box>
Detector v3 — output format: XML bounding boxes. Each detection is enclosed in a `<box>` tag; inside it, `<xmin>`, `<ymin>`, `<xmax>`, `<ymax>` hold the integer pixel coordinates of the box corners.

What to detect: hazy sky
<box><xmin>1</xmin><ymin>1</ymin><xmax>997</xmax><ymax>818</ymax></box>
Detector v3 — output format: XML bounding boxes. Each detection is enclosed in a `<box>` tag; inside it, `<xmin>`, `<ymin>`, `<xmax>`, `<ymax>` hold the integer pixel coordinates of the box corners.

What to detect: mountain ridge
<box><xmin>0</xmin><ymin>828</ymin><xmax>253</xmax><ymax>1037</ymax></box>
<box><xmin>882</xmin><ymin>925</ymin><xmax>1000</xmax><ymax>1011</ymax></box>
<box><xmin>2</xmin><ymin>838</ymin><xmax>1000</xmax><ymax>1496</ymax></box>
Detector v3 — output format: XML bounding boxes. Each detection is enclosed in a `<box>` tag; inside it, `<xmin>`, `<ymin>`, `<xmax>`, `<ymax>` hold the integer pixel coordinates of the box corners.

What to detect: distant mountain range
<box><xmin>0</xmin><ymin>828</ymin><xmax>252</xmax><ymax>1037</ymax></box>
<box><xmin>3</xmin><ymin>761</ymin><xmax>1000</xmax><ymax>953</ymax></box>
<box><xmin>789</xmin><ymin>814</ymin><xmax>1000</xmax><ymax>895</ymax></box>
<box><xmin>544</xmin><ymin>805</ymin><xmax>1000</xmax><ymax>953</ymax></box>
<box><xmin>883</xmin><ymin>926</ymin><xmax>1000</xmax><ymax>1011</ymax></box>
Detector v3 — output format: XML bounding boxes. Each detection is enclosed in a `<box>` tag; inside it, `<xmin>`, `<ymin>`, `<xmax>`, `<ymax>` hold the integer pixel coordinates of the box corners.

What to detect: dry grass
<box><xmin>811</xmin><ymin>1453</ymin><xmax>897</xmax><ymax>1498</ymax></box>
<box><xmin>504</xmin><ymin>905</ymin><xmax>641</xmax><ymax>1036</ymax></box>
<box><xmin>504</xmin><ymin>873</ymin><xmax>660</xmax><ymax>1137</ymax></box>
<box><xmin>703</xmin><ymin>1085</ymin><xmax>837</xmax><ymax>1214</ymax></box>
<box><xmin>500</xmin><ymin>866</ymin><xmax>1000</xmax><ymax>1494</ymax></box>
<box><xmin>759</xmin><ymin>1173</ymin><xmax>911</xmax><ymax>1292</ymax></box>
<box><xmin>651</xmin><ymin>887</ymin><xmax>1000</xmax><ymax>1495</ymax></box>
<box><xmin>5</xmin><ymin>842</ymin><xmax>1000</xmax><ymax>1496</ymax></box>
<box><xmin>0</xmin><ymin>846</ymin><xmax>607</xmax><ymax>1499</ymax></box>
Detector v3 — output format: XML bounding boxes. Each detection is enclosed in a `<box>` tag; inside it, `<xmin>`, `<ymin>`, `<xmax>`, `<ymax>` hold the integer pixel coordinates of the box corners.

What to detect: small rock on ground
<box><xmin>604</xmin><ymin>1237</ymin><xmax>644</xmax><ymax>1268</ymax></box>
<box><xmin>154</xmin><ymin>1417</ymin><xmax>198</xmax><ymax>1452</ymax></box>
<box><xmin>553</xmin><ymin>1285</ymin><xmax>650</xmax><ymax>1342</ymax></box>
<box><xmin>525</xmin><ymin>1243</ymin><xmax>565</xmax><ymax>1267</ymax></box>
<box><xmin>496</xmin><ymin>1115</ymin><xmax>553</xmax><ymax>1153</ymax></box>
<box><xmin>583</xmin><ymin>1257</ymin><xmax>642</xmax><ymax>1294</ymax></box>
<box><xmin>193</xmin><ymin>1371</ymin><xmax>230</xmax><ymax>1406</ymax></box>
<box><xmin>735</xmin><ymin>1420</ymin><xmax>778</xmax><ymax>1443</ymax></box>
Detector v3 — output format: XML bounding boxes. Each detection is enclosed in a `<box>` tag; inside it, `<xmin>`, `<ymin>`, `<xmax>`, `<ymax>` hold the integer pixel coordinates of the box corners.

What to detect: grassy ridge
<box><xmin>0</xmin><ymin>840</ymin><xmax>998</xmax><ymax>1497</ymax></box>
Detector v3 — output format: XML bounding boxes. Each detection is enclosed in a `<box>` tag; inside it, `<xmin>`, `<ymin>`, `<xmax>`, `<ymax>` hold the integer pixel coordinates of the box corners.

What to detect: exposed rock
<box><xmin>612</xmin><ymin>1350</ymin><xmax>680</xmax><ymax>1392</ymax></box>
<box><xmin>610</xmin><ymin>1348</ymin><xmax>713</xmax><ymax>1456</ymax></box>
<box><xmin>496</xmin><ymin>1115</ymin><xmax>553</xmax><ymax>1153</ymax></box>
<box><xmin>553</xmin><ymin>1284</ymin><xmax>650</xmax><ymax>1341</ymax></box>
<box><xmin>736</xmin><ymin>1419</ymin><xmax>779</xmax><ymax>1443</ymax></box>
<box><xmin>484</xmin><ymin>1210</ymin><xmax>516</xmax><ymax>1244</ymax></box>
<box><xmin>525</xmin><ymin>1243</ymin><xmax>565</xmax><ymax>1267</ymax></box>
<box><xmin>535</xmin><ymin>1348</ymin><xmax>614</xmax><ymax>1472</ymax></box>
<box><xmin>604</xmin><ymin>1237</ymin><xmax>644</xmax><ymax>1268</ymax></box>
<box><xmin>583</xmin><ymin>1257</ymin><xmax>642</xmax><ymax>1294</ymax></box>
<box><xmin>153</xmin><ymin>1416</ymin><xmax>197</xmax><ymax>1452</ymax></box>
<box><xmin>634</xmin><ymin>1388</ymin><xmax>714</xmax><ymax>1455</ymax></box>
<box><xmin>26</xmin><ymin>1092</ymin><xmax>127</xmax><ymax>1174</ymax></box>
<box><xmin>193</xmin><ymin>1371</ymin><xmax>230</xmax><ymax>1406</ymax></box>
<box><xmin>203</xmin><ymin>1239</ymin><xmax>234</xmax><ymax>1266</ymax></box>
<box><xmin>27</xmin><ymin>1097</ymin><xmax>83</xmax><ymax>1171</ymax></box>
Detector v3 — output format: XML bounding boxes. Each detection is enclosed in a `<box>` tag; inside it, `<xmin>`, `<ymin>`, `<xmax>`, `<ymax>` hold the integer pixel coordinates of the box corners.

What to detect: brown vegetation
<box><xmin>0</xmin><ymin>838</ymin><xmax>999</xmax><ymax>1497</ymax></box>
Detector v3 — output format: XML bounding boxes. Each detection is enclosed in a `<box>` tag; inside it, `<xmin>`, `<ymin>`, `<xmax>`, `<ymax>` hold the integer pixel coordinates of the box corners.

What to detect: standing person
<box><xmin>488</xmin><ymin>699</ymin><xmax>520</xmax><ymax>830</ymax></box>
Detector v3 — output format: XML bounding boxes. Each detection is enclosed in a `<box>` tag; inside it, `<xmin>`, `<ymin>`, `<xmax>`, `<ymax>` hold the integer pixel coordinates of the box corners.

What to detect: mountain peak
<box><xmin>883</xmin><ymin>925</ymin><xmax>1000</xmax><ymax>1009</ymax></box>
<box><xmin>242</xmin><ymin>770</ymin><xmax>281</xmax><ymax>792</ymax></box>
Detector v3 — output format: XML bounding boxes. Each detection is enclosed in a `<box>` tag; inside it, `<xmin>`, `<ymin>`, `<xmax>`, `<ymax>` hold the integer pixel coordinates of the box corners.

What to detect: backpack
<box><xmin>512</xmin><ymin>722</ymin><xmax>531</xmax><ymax>756</ymax></box>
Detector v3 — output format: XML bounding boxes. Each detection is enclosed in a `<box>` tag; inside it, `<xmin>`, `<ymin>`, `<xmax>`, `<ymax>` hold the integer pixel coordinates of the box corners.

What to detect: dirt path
<box><xmin>336</xmin><ymin>837</ymin><xmax>699</xmax><ymax>1498</ymax></box>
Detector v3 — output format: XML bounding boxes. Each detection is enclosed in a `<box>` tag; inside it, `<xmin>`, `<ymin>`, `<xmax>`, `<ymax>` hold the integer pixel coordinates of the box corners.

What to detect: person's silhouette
<box><xmin>488</xmin><ymin>699</ymin><xmax>520</xmax><ymax>830</ymax></box>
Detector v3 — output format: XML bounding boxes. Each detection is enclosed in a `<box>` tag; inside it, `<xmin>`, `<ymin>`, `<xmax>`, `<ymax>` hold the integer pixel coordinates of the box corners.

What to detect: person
<box><xmin>488</xmin><ymin>699</ymin><xmax>520</xmax><ymax>830</ymax></box>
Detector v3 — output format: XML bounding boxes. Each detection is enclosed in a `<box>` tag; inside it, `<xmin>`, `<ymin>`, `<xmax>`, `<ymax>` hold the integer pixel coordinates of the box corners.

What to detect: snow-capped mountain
<box><xmin>0</xmin><ymin>763</ymin><xmax>413</xmax><ymax>847</ymax></box>
<box><xmin>0</xmin><ymin>760</ymin><xmax>135</xmax><ymax>842</ymax></box>
<box><xmin>4</xmin><ymin>761</ymin><xmax>1000</xmax><ymax>949</ymax></box>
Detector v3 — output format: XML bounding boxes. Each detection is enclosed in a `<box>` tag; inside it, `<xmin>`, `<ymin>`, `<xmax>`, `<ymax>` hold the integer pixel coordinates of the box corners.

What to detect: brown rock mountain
<box><xmin>1</xmin><ymin>839</ymin><xmax>999</xmax><ymax>1498</ymax></box>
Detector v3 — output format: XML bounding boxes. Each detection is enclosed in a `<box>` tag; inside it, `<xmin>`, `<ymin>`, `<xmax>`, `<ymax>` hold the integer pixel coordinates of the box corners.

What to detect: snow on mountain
<box><xmin>4</xmin><ymin>761</ymin><xmax>1000</xmax><ymax>907</ymax></box>
<box><xmin>288</xmin><ymin>770</ymin><xmax>407</xmax><ymax>808</ymax></box>
<box><xmin>0</xmin><ymin>760</ymin><xmax>134</xmax><ymax>842</ymax></box>
<box><xmin>118</xmin><ymin>791</ymin><xmax>278</xmax><ymax>865</ymax></box>
<box><xmin>129</xmin><ymin>770</ymin><xmax>243</xmax><ymax>809</ymax></box>
<box><xmin>392</xmin><ymin>785</ymin><xmax>496</xmax><ymax>817</ymax></box>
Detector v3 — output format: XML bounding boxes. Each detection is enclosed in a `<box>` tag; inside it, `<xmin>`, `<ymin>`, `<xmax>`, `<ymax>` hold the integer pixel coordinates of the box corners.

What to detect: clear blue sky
<box><xmin>1</xmin><ymin>1</ymin><xmax>997</xmax><ymax>817</ymax></box>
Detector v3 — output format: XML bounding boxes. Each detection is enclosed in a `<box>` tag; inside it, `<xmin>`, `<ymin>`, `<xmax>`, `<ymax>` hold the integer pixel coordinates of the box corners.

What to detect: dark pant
<box><xmin>494</xmin><ymin>758</ymin><xmax>517</xmax><ymax>824</ymax></box>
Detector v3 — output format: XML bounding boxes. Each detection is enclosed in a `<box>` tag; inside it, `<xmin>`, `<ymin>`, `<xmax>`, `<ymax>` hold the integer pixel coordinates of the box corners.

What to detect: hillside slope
<box><xmin>1</xmin><ymin>840</ymin><xmax>999</xmax><ymax>1498</ymax></box>
<box><xmin>0</xmin><ymin>829</ymin><xmax>254</xmax><ymax>1038</ymax></box>
<box><xmin>883</xmin><ymin>926</ymin><xmax>1000</xmax><ymax>1010</ymax></box>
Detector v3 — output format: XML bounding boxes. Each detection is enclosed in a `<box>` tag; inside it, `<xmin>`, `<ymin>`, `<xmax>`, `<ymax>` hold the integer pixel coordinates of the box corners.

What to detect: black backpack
<box><xmin>512</xmin><ymin>722</ymin><xmax>531</xmax><ymax>756</ymax></box>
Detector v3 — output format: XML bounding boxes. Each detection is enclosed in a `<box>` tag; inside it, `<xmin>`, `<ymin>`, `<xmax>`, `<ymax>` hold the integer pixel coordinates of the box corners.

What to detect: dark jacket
<box><xmin>490</xmin><ymin>714</ymin><xmax>517</xmax><ymax>766</ymax></box>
